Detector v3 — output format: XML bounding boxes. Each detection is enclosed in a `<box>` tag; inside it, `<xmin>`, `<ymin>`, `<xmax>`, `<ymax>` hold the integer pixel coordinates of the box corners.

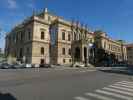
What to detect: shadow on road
<box><xmin>99</xmin><ymin>69</ymin><xmax>133</xmax><ymax>76</ymax></box>
<box><xmin>0</xmin><ymin>92</ymin><xmax>17</xmax><ymax>100</ymax></box>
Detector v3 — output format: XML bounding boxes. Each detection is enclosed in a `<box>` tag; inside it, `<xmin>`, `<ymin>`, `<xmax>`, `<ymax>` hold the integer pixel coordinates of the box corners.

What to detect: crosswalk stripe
<box><xmin>96</xmin><ymin>89</ymin><xmax>133</xmax><ymax>100</ymax></box>
<box><xmin>116</xmin><ymin>82</ymin><xmax>133</xmax><ymax>86</ymax></box>
<box><xmin>109</xmin><ymin>85</ymin><xmax>133</xmax><ymax>92</ymax></box>
<box><xmin>114</xmin><ymin>84</ymin><xmax>133</xmax><ymax>89</ymax></box>
<box><xmin>117</xmin><ymin>81</ymin><xmax>133</xmax><ymax>84</ymax></box>
<box><xmin>103</xmin><ymin>87</ymin><xmax>133</xmax><ymax>96</ymax></box>
<box><xmin>85</xmin><ymin>92</ymin><xmax>116</xmax><ymax>100</ymax></box>
<box><xmin>74</xmin><ymin>96</ymin><xmax>90</xmax><ymax>100</ymax></box>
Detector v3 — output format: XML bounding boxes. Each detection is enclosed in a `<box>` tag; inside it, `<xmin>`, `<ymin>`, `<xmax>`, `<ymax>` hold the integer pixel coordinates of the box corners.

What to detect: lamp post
<box><xmin>85</xmin><ymin>39</ymin><xmax>93</xmax><ymax>67</ymax></box>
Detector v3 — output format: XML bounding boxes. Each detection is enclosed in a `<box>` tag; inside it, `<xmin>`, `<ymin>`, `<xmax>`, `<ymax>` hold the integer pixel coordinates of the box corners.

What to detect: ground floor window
<box><xmin>63</xmin><ymin>59</ymin><xmax>65</xmax><ymax>63</ymax></box>
<box><xmin>40</xmin><ymin>59</ymin><xmax>45</xmax><ymax>64</ymax></box>
<box><xmin>69</xmin><ymin>59</ymin><xmax>71</xmax><ymax>62</ymax></box>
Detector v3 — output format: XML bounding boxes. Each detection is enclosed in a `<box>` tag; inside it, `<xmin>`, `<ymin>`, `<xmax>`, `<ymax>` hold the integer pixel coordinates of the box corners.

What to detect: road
<box><xmin>0</xmin><ymin>68</ymin><xmax>132</xmax><ymax>100</ymax></box>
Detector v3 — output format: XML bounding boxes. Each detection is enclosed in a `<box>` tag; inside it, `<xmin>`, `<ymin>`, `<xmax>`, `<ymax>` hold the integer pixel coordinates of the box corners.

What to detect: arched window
<box><xmin>41</xmin><ymin>31</ymin><xmax>45</xmax><ymax>40</ymax></box>
<box><xmin>41</xmin><ymin>47</ymin><xmax>44</xmax><ymax>55</ymax></box>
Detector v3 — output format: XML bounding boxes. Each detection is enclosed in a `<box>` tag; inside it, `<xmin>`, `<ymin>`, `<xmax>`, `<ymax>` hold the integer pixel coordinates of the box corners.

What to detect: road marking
<box><xmin>74</xmin><ymin>96</ymin><xmax>90</xmax><ymax>100</ymax></box>
<box><xmin>114</xmin><ymin>83</ymin><xmax>133</xmax><ymax>89</ymax></box>
<box><xmin>96</xmin><ymin>89</ymin><xmax>133</xmax><ymax>100</ymax></box>
<box><xmin>109</xmin><ymin>85</ymin><xmax>133</xmax><ymax>92</ymax></box>
<box><xmin>116</xmin><ymin>82</ymin><xmax>133</xmax><ymax>86</ymax></box>
<box><xmin>79</xmin><ymin>70</ymin><xmax>96</xmax><ymax>73</ymax></box>
<box><xmin>85</xmin><ymin>92</ymin><xmax>116</xmax><ymax>100</ymax></box>
<box><xmin>118</xmin><ymin>82</ymin><xmax>133</xmax><ymax>86</ymax></box>
<box><xmin>117</xmin><ymin>81</ymin><xmax>133</xmax><ymax>84</ymax></box>
<box><xmin>103</xmin><ymin>87</ymin><xmax>133</xmax><ymax>96</ymax></box>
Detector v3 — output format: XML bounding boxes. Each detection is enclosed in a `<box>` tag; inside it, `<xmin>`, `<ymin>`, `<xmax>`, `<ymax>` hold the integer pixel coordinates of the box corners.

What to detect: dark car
<box><xmin>0</xmin><ymin>63</ymin><xmax>12</xmax><ymax>69</ymax></box>
<box><xmin>40</xmin><ymin>64</ymin><xmax>51</xmax><ymax>68</ymax></box>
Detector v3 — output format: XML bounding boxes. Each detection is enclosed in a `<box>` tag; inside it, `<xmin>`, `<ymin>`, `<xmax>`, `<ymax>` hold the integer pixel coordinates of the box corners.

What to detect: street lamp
<box><xmin>85</xmin><ymin>38</ymin><xmax>94</xmax><ymax>67</ymax></box>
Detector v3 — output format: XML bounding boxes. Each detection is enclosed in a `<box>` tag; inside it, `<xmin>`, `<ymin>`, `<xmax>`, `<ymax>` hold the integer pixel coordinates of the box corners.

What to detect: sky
<box><xmin>0</xmin><ymin>0</ymin><xmax>133</xmax><ymax>50</ymax></box>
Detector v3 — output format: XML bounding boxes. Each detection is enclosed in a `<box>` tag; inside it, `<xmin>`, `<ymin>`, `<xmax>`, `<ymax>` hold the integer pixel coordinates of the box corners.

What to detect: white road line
<box><xmin>74</xmin><ymin>96</ymin><xmax>90</xmax><ymax>100</ymax></box>
<box><xmin>79</xmin><ymin>70</ymin><xmax>96</xmax><ymax>73</ymax></box>
<box><xmin>116</xmin><ymin>82</ymin><xmax>133</xmax><ymax>86</ymax></box>
<box><xmin>85</xmin><ymin>92</ymin><xmax>116</xmax><ymax>100</ymax></box>
<box><xmin>96</xmin><ymin>89</ymin><xmax>133</xmax><ymax>100</ymax></box>
<box><xmin>109</xmin><ymin>85</ymin><xmax>133</xmax><ymax>92</ymax></box>
<box><xmin>117</xmin><ymin>81</ymin><xmax>133</xmax><ymax>84</ymax></box>
<box><xmin>103</xmin><ymin>87</ymin><xmax>133</xmax><ymax>96</ymax></box>
<box><xmin>114</xmin><ymin>84</ymin><xmax>133</xmax><ymax>89</ymax></box>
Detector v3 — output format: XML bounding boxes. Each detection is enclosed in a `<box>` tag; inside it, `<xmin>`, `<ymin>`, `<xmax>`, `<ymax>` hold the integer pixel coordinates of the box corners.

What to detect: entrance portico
<box><xmin>72</xmin><ymin>40</ymin><xmax>89</xmax><ymax>65</ymax></box>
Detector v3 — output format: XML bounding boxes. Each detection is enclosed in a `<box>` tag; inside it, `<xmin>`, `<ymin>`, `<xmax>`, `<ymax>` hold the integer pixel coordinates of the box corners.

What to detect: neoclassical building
<box><xmin>126</xmin><ymin>44</ymin><xmax>133</xmax><ymax>65</ymax></box>
<box><xmin>5</xmin><ymin>8</ymin><xmax>127</xmax><ymax>66</ymax></box>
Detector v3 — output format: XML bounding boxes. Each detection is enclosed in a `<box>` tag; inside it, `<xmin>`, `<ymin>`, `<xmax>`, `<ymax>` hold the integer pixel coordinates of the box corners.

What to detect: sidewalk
<box><xmin>51</xmin><ymin>65</ymin><xmax>96</xmax><ymax>70</ymax></box>
<box><xmin>98</xmin><ymin>67</ymin><xmax>133</xmax><ymax>75</ymax></box>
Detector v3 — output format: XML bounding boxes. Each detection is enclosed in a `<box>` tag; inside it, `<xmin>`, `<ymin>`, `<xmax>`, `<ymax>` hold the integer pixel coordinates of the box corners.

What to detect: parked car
<box><xmin>25</xmin><ymin>64</ymin><xmax>32</xmax><ymax>68</ymax></box>
<box><xmin>40</xmin><ymin>64</ymin><xmax>51</xmax><ymax>68</ymax></box>
<box><xmin>0</xmin><ymin>63</ymin><xmax>12</xmax><ymax>69</ymax></box>
<box><xmin>73</xmin><ymin>62</ymin><xmax>84</xmax><ymax>68</ymax></box>
<box><xmin>32</xmin><ymin>64</ymin><xmax>40</xmax><ymax>68</ymax></box>
<box><xmin>11</xmin><ymin>63</ymin><xmax>25</xmax><ymax>69</ymax></box>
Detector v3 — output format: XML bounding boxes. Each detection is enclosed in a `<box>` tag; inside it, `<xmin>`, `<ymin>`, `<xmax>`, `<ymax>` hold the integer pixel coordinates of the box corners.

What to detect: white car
<box><xmin>25</xmin><ymin>64</ymin><xmax>32</xmax><ymax>68</ymax></box>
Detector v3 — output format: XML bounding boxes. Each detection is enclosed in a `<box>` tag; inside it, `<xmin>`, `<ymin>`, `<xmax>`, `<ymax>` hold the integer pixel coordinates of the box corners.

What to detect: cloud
<box><xmin>7</xmin><ymin>0</ymin><xmax>17</xmax><ymax>9</ymax></box>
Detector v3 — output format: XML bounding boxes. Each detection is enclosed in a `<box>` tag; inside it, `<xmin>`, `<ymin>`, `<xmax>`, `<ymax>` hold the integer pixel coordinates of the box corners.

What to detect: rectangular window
<box><xmin>41</xmin><ymin>47</ymin><xmax>44</xmax><ymax>55</ymax></box>
<box><xmin>62</xmin><ymin>32</ymin><xmax>65</xmax><ymax>40</ymax></box>
<box><xmin>62</xmin><ymin>48</ymin><xmax>65</xmax><ymax>55</ymax></box>
<box><xmin>40</xmin><ymin>59</ymin><xmax>45</xmax><ymax>64</ymax></box>
<box><xmin>41</xmin><ymin>31</ymin><xmax>45</xmax><ymax>40</ymax></box>
<box><xmin>63</xmin><ymin>59</ymin><xmax>65</xmax><ymax>63</ymax></box>
<box><xmin>68</xmin><ymin>34</ymin><xmax>71</xmax><ymax>41</ymax></box>
<box><xmin>27</xmin><ymin>47</ymin><xmax>30</xmax><ymax>54</ymax></box>
<box><xmin>28</xmin><ymin>29</ymin><xmax>31</xmax><ymax>40</ymax></box>
<box><xmin>68</xmin><ymin>48</ymin><xmax>71</xmax><ymax>55</ymax></box>
<box><xmin>69</xmin><ymin>59</ymin><xmax>71</xmax><ymax>62</ymax></box>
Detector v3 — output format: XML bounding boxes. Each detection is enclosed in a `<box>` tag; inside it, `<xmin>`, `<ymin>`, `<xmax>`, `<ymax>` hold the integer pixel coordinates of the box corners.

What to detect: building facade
<box><xmin>5</xmin><ymin>8</ymin><xmax>127</xmax><ymax>66</ymax></box>
<box><xmin>93</xmin><ymin>31</ymin><xmax>127</xmax><ymax>66</ymax></box>
<box><xmin>126</xmin><ymin>44</ymin><xmax>133</xmax><ymax>65</ymax></box>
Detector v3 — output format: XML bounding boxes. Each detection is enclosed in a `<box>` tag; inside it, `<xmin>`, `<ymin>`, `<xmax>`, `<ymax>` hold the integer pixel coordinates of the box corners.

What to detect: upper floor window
<box><xmin>27</xmin><ymin>47</ymin><xmax>30</xmax><ymax>54</ymax></box>
<box><xmin>41</xmin><ymin>47</ymin><xmax>44</xmax><ymax>55</ymax></box>
<box><xmin>62</xmin><ymin>32</ymin><xmax>65</xmax><ymax>40</ymax></box>
<box><xmin>68</xmin><ymin>48</ymin><xmax>71</xmax><ymax>55</ymax></box>
<box><xmin>104</xmin><ymin>42</ymin><xmax>106</xmax><ymax>49</ymax></box>
<box><xmin>28</xmin><ymin>29</ymin><xmax>31</xmax><ymax>40</ymax></box>
<box><xmin>68</xmin><ymin>34</ymin><xmax>71</xmax><ymax>41</ymax></box>
<box><xmin>41</xmin><ymin>31</ymin><xmax>45</xmax><ymax>40</ymax></box>
<box><xmin>74</xmin><ymin>33</ymin><xmax>76</xmax><ymax>40</ymax></box>
<box><xmin>62</xmin><ymin>48</ymin><xmax>65</xmax><ymax>55</ymax></box>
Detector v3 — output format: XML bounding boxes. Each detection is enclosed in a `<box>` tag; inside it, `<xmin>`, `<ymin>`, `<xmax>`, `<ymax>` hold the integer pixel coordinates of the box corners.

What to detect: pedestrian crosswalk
<box><xmin>74</xmin><ymin>81</ymin><xmax>133</xmax><ymax>100</ymax></box>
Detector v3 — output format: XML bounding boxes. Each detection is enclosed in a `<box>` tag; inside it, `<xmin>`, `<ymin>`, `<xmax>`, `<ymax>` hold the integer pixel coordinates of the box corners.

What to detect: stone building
<box><xmin>126</xmin><ymin>44</ymin><xmax>133</xmax><ymax>65</ymax></box>
<box><xmin>93</xmin><ymin>31</ymin><xmax>127</xmax><ymax>66</ymax></box>
<box><xmin>5</xmin><ymin>8</ymin><xmax>127</xmax><ymax>66</ymax></box>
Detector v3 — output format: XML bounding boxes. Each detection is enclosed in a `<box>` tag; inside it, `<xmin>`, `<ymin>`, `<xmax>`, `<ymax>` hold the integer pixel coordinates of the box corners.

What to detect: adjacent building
<box><xmin>5</xmin><ymin>8</ymin><xmax>127</xmax><ymax>66</ymax></box>
<box><xmin>93</xmin><ymin>31</ymin><xmax>127</xmax><ymax>66</ymax></box>
<box><xmin>126</xmin><ymin>44</ymin><xmax>133</xmax><ymax>65</ymax></box>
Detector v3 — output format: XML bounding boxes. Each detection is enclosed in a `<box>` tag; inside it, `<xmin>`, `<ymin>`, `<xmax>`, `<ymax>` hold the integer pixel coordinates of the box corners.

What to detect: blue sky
<box><xmin>0</xmin><ymin>0</ymin><xmax>133</xmax><ymax>49</ymax></box>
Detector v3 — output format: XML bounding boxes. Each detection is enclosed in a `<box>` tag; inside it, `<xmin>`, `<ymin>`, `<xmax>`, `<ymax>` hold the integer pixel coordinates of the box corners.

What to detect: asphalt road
<box><xmin>0</xmin><ymin>68</ymin><xmax>132</xmax><ymax>100</ymax></box>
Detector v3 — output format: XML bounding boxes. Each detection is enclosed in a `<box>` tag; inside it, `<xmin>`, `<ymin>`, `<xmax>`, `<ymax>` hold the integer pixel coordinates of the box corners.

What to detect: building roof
<box><xmin>126</xmin><ymin>43</ymin><xmax>133</xmax><ymax>47</ymax></box>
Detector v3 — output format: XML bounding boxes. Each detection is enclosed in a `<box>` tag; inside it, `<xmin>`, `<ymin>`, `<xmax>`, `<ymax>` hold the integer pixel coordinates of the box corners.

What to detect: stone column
<box><xmin>81</xmin><ymin>46</ymin><xmax>84</xmax><ymax>63</ymax></box>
